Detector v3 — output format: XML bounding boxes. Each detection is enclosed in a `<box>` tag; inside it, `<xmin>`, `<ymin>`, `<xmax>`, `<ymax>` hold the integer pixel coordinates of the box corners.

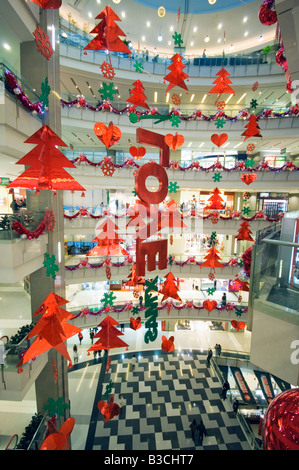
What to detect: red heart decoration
<box><xmin>94</xmin><ymin>121</ymin><xmax>121</xmax><ymax>149</ymax></box>
<box><xmin>98</xmin><ymin>395</ymin><xmax>120</xmax><ymax>422</ymax></box>
<box><xmin>161</xmin><ymin>335</ymin><xmax>175</xmax><ymax>353</ymax></box>
<box><xmin>231</xmin><ymin>320</ymin><xmax>246</xmax><ymax>331</ymax></box>
<box><xmin>211</xmin><ymin>133</ymin><xmax>228</xmax><ymax>147</ymax></box>
<box><xmin>130</xmin><ymin>316</ymin><xmax>142</xmax><ymax>331</ymax></box>
<box><xmin>241</xmin><ymin>173</ymin><xmax>257</xmax><ymax>185</ymax></box>
<box><xmin>129</xmin><ymin>146</ymin><xmax>146</xmax><ymax>160</ymax></box>
<box><xmin>165</xmin><ymin>133</ymin><xmax>185</xmax><ymax>151</ymax></box>
<box><xmin>203</xmin><ymin>299</ymin><xmax>217</xmax><ymax>312</ymax></box>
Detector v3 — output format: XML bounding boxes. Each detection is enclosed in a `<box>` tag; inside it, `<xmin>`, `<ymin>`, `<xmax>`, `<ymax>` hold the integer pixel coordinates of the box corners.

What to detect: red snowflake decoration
<box><xmin>208</xmin><ymin>272</ymin><xmax>215</xmax><ymax>281</ymax></box>
<box><xmin>106</xmin><ymin>267</ymin><xmax>111</xmax><ymax>280</ymax></box>
<box><xmin>33</xmin><ymin>26</ymin><xmax>53</xmax><ymax>60</ymax></box>
<box><xmin>216</xmin><ymin>100</ymin><xmax>226</xmax><ymax>110</ymax></box>
<box><xmin>210</xmin><ymin>212</ymin><xmax>220</xmax><ymax>224</ymax></box>
<box><xmin>43</xmin><ymin>210</ymin><xmax>56</xmax><ymax>232</ymax></box>
<box><xmin>100</xmin><ymin>61</ymin><xmax>115</xmax><ymax>80</ymax></box>
<box><xmin>247</xmin><ymin>143</ymin><xmax>255</xmax><ymax>153</ymax></box>
<box><xmin>101</xmin><ymin>159</ymin><xmax>115</xmax><ymax>177</ymax></box>
<box><xmin>171</xmin><ymin>93</ymin><xmax>181</xmax><ymax>105</ymax></box>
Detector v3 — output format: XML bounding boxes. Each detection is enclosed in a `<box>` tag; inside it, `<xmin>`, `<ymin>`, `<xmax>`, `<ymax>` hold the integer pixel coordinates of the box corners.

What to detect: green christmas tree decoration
<box><xmin>40</xmin><ymin>77</ymin><xmax>51</xmax><ymax>111</ymax></box>
<box><xmin>43</xmin><ymin>397</ymin><xmax>70</xmax><ymax>417</ymax></box>
<box><xmin>172</xmin><ymin>32</ymin><xmax>183</xmax><ymax>47</ymax></box>
<box><xmin>43</xmin><ymin>253</ymin><xmax>59</xmax><ymax>279</ymax></box>
<box><xmin>100</xmin><ymin>82</ymin><xmax>118</xmax><ymax>101</ymax></box>
<box><xmin>168</xmin><ymin>255</ymin><xmax>174</xmax><ymax>266</ymax></box>
<box><xmin>212</xmin><ymin>172</ymin><xmax>222</xmax><ymax>182</ymax></box>
<box><xmin>168</xmin><ymin>181</ymin><xmax>180</xmax><ymax>193</ymax></box>
<box><xmin>101</xmin><ymin>291</ymin><xmax>117</xmax><ymax>307</ymax></box>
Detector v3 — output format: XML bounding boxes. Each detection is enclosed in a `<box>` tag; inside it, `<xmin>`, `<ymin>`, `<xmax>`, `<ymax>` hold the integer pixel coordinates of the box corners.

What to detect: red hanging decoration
<box><xmin>203</xmin><ymin>299</ymin><xmax>217</xmax><ymax>312</ymax></box>
<box><xmin>6</xmin><ymin>125</ymin><xmax>85</xmax><ymax>193</ymax></box>
<box><xmin>126</xmin><ymin>80</ymin><xmax>149</xmax><ymax>110</ymax></box>
<box><xmin>171</xmin><ymin>93</ymin><xmax>181</xmax><ymax>105</ymax></box>
<box><xmin>200</xmin><ymin>246</ymin><xmax>224</xmax><ymax>270</ymax></box>
<box><xmin>258</xmin><ymin>0</ymin><xmax>277</xmax><ymax>26</ymax></box>
<box><xmin>240</xmin><ymin>173</ymin><xmax>257</xmax><ymax>185</ymax></box>
<box><xmin>101</xmin><ymin>158</ymin><xmax>115</xmax><ymax>177</ymax></box>
<box><xmin>84</xmin><ymin>6</ymin><xmax>131</xmax><ymax>57</ymax></box>
<box><xmin>235</xmin><ymin>220</ymin><xmax>254</xmax><ymax>242</ymax></box>
<box><xmin>165</xmin><ymin>133</ymin><xmax>185</xmax><ymax>151</ymax></box>
<box><xmin>231</xmin><ymin>320</ymin><xmax>246</xmax><ymax>331</ymax></box>
<box><xmin>40</xmin><ymin>417</ymin><xmax>75</xmax><ymax>451</ymax></box>
<box><xmin>159</xmin><ymin>272</ymin><xmax>182</xmax><ymax>302</ymax></box>
<box><xmin>125</xmin><ymin>264</ymin><xmax>145</xmax><ymax>286</ymax></box>
<box><xmin>33</xmin><ymin>26</ymin><xmax>54</xmax><ymax>60</ymax></box>
<box><xmin>88</xmin><ymin>218</ymin><xmax>129</xmax><ymax>257</ymax></box>
<box><xmin>130</xmin><ymin>317</ymin><xmax>142</xmax><ymax>331</ymax></box>
<box><xmin>98</xmin><ymin>394</ymin><xmax>121</xmax><ymax>422</ymax></box>
<box><xmin>100</xmin><ymin>61</ymin><xmax>116</xmax><ymax>80</ymax></box>
<box><xmin>88</xmin><ymin>316</ymin><xmax>129</xmax><ymax>354</ymax></box>
<box><xmin>208</xmin><ymin>68</ymin><xmax>235</xmax><ymax>96</ymax></box>
<box><xmin>52</xmin><ymin>359</ymin><xmax>58</xmax><ymax>384</ymax></box>
<box><xmin>30</xmin><ymin>0</ymin><xmax>62</xmax><ymax>8</ymax></box>
<box><xmin>94</xmin><ymin>121</ymin><xmax>122</xmax><ymax>149</ymax></box>
<box><xmin>211</xmin><ymin>133</ymin><xmax>228</xmax><ymax>148</ymax></box>
<box><xmin>129</xmin><ymin>146</ymin><xmax>146</xmax><ymax>160</ymax></box>
<box><xmin>17</xmin><ymin>293</ymin><xmax>82</xmax><ymax>372</ymax></box>
<box><xmin>216</xmin><ymin>100</ymin><xmax>226</xmax><ymax>110</ymax></box>
<box><xmin>163</xmin><ymin>53</ymin><xmax>189</xmax><ymax>94</ymax></box>
<box><xmin>161</xmin><ymin>336</ymin><xmax>175</xmax><ymax>353</ymax></box>
<box><xmin>205</xmin><ymin>188</ymin><xmax>225</xmax><ymax>211</ymax></box>
<box><xmin>241</xmin><ymin>115</ymin><xmax>262</xmax><ymax>141</ymax></box>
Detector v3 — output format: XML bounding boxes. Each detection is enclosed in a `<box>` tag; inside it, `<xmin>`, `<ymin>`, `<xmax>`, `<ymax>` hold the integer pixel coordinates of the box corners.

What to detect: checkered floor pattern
<box><xmin>88</xmin><ymin>351</ymin><xmax>250</xmax><ymax>450</ymax></box>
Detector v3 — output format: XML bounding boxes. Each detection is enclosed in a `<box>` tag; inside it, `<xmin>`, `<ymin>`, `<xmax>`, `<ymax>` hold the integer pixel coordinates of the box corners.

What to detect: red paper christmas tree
<box><xmin>159</xmin><ymin>200</ymin><xmax>186</xmax><ymax>230</ymax></box>
<box><xmin>125</xmin><ymin>264</ymin><xmax>145</xmax><ymax>286</ymax></box>
<box><xmin>159</xmin><ymin>272</ymin><xmax>182</xmax><ymax>302</ymax></box>
<box><xmin>241</xmin><ymin>115</ymin><xmax>262</xmax><ymax>141</ymax></box>
<box><xmin>235</xmin><ymin>220</ymin><xmax>254</xmax><ymax>242</ymax></box>
<box><xmin>30</xmin><ymin>0</ymin><xmax>62</xmax><ymax>8</ymax></box>
<box><xmin>163</xmin><ymin>53</ymin><xmax>189</xmax><ymax>94</ymax></box>
<box><xmin>208</xmin><ymin>68</ymin><xmax>235</xmax><ymax>96</ymax></box>
<box><xmin>6</xmin><ymin>125</ymin><xmax>85</xmax><ymax>193</ymax></box>
<box><xmin>126</xmin><ymin>80</ymin><xmax>149</xmax><ymax>110</ymax></box>
<box><xmin>205</xmin><ymin>188</ymin><xmax>225</xmax><ymax>210</ymax></box>
<box><xmin>200</xmin><ymin>246</ymin><xmax>224</xmax><ymax>269</ymax></box>
<box><xmin>17</xmin><ymin>293</ymin><xmax>82</xmax><ymax>372</ymax></box>
<box><xmin>88</xmin><ymin>218</ymin><xmax>129</xmax><ymax>257</ymax></box>
<box><xmin>88</xmin><ymin>316</ymin><xmax>129</xmax><ymax>354</ymax></box>
<box><xmin>84</xmin><ymin>6</ymin><xmax>131</xmax><ymax>57</ymax></box>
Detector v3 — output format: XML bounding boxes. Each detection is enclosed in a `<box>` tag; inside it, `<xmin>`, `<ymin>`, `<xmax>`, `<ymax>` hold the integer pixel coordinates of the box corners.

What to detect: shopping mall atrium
<box><xmin>0</xmin><ymin>0</ymin><xmax>298</xmax><ymax>452</ymax></box>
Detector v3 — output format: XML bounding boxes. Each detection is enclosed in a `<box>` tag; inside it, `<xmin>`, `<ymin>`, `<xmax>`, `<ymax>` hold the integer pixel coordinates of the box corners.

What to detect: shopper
<box><xmin>221</xmin><ymin>292</ymin><xmax>227</xmax><ymax>307</ymax></box>
<box><xmin>197</xmin><ymin>419</ymin><xmax>207</xmax><ymax>445</ymax></box>
<box><xmin>215</xmin><ymin>343</ymin><xmax>222</xmax><ymax>356</ymax></box>
<box><xmin>139</xmin><ymin>295</ymin><xmax>143</xmax><ymax>308</ymax></box>
<box><xmin>189</xmin><ymin>419</ymin><xmax>198</xmax><ymax>443</ymax></box>
<box><xmin>206</xmin><ymin>349</ymin><xmax>213</xmax><ymax>367</ymax></box>
<box><xmin>131</xmin><ymin>354</ymin><xmax>137</xmax><ymax>371</ymax></box>
<box><xmin>89</xmin><ymin>330</ymin><xmax>94</xmax><ymax>344</ymax></box>
<box><xmin>221</xmin><ymin>380</ymin><xmax>230</xmax><ymax>400</ymax></box>
<box><xmin>233</xmin><ymin>399</ymin><xmax>239</xmax><ymax>417</ymax></box>
<box><xmin>73</xmin><ymin>345</ymin><xmax>78</xmax><ymax>364</ymax></box>
<box><xmin>78</xmin><ymin>332</ymin><xmax>83</xmax><ymax>345</ymax></box>
<box><xmin>118</xmin><ymin>394</ymin><xmax>126</xmax><ymax>418</ymax></box>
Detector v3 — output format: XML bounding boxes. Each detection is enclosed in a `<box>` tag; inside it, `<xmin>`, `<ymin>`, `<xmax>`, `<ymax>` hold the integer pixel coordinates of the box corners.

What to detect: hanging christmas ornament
<box><xmin>208</xmin><ymin>68</ymin><xmax>235</xmax><ymax>96</ymax></box>
<box><xmin>252</xmin><ymin>81</ymin><xmax>259</xmax><ymax>91</ymax></box>
<box><xmin>101</xmin><ymin>158</ymin><xmax>115</xmax><ymax>177</ymax></box>
<box><xmin>203</xmin><ymin>299</ymin><xmax>217</xmax><ymax>312</ymax></box>
<box><xmin>30</xmin><ymin>0</ymin><xmax>62</xmax><ymax>8</ymax></box>
<box><xmin>129</xmin><ymin>146</ymin><xmax>146</xmax><ymax>160</ymax></box>
<box><xmin>98</xmin><ymin>394</ymin><xmax>121</xmax><ymax>422</ymax></box>
<box><xmin>100</xmin><ymin>61</ymin><xmax>116</xmax><ymax>80</ymax></box>
<box><xmin>216</xmin><ymin>100</ymin><xmax>226</xmax><ymax>110</ymax></box>
<box><xmin>165</xmin><ymin>133</ymin><xmax>185</xmax><ymax>151</ymax></box>
<box><xmin>210</xmin><ymin>133</ymin><xmax>228</xmax><ymax>147</ymax></box>
<box><xmin>130</xmin><ymin>317</ymin><xmax>142</xmax><ymax>331</ymax></box>
<box><xmin>258</xmin><ymin>0</ymin><xmax>277</xmax><ymax>26</ymax></box>
<box><xmin>126</xmin><ymin>80</ymin><xmax>149</xmax><ymax>110</ymax></box>
<box><xmin>161</xmin><ymin>336</ymin><xmax>175</xmax><ymax>353</ymax></box>
<box><xmin>171</xmin><ymin>93</ymin><xmax>181</xmax><ymax>105</ymax></box>
<box><xmin>235</xmin><ymin>221</ymin><xmax>254</xmax><ymax>242</ymax></box>
<box><xmin>33</xmin><ymin>26</ymin><xmax>54</xmax><ymax>60</ymax></box>
<box><xmin>163</xmin><ymin>53</ymin><xmax>189</xmax><ymax>94</ymax></box>
<box><xmin>240</xmin><ymin>173</ymin><xmax>257</xmax><ymax>186</ymax></box>
<box><xmin>231</xmin><ymin>320</ymin><xmax>246</xmax><ymax>331</ymax></box>
<box><xmin>247</xmin><ymin>143</ymin><xmax>256</xmax><ymax>153</ymax></box>
<box><xmin>94</xmin><ymin>121</ymin><xmax>121</xmax><ymax>148</ymax></box>
<box><xmin>241</xmin><ymin>115</ymin><xmax>262</xmax><ymax>141</ymax></box>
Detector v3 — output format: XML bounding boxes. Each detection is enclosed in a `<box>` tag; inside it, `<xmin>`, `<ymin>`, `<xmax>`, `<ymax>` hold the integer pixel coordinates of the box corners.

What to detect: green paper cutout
<box><xmin>103</xmin><ymin>380</ymin><xmax>114</xmax><ymax>400</ymax></box>
<box><xmin>172</xmin><ymin>32</ymin><xmax>183</xmax><ymax>47</ymax></box>
<box><xmin>170</xmin><ymin>114</ymin><xmax>181</xmax><ymax>127</ymax></box>
<box><xmin>242</xmin><ymin>206</ymin><xmax>251</xmax><ymax>216</ymax></box>
<box><xmin>101</xmin><ymin>291</ymin><xmax>117</xmax><ymax>307</ymax></box>
<box><xmin>43</xmin><ymin>397</ymin><xmax>70</xmax><ymax>417</ymax></box>
<box><xmin>168</xmin><ymin>255</ymin><xmax>174</xmax><ymax>266</ymax></box>
<box><xmin>132</xmin><ymin>306</ymin><xmax>140</xmax><ymax>316</ymax></box>
<box><xmin>235</xmin><ymin>308</ymin><xmax>244</xmax><ymax>317</ymax></box>
<box><xmin>40</xmin><ymin>77</ymin><xmax>51</xmax><ymax>111</ymax></box>
<box><xmin>212</xmin><ymin>172</ymin><xmax>222</xmax><ymax>182</ymax></box>
<box><xmin>215</xmin><ymin>118</ymin><xmax>225</xmax><ymax>129</ymax></box>
<box><xmin>134</xmin><ymin>60</ymin><xmax>144</xmax><ymax>73</ymax></box>
<box><xmin>100</xmin><ymin>82</ymin><xmax>118</xmax><ymax>101</ymax></box>
<box><xmin>168</xmin><ymin>181</ymin><xmax>180</xmax><ymax>193</ymax></box>
<box><xmin>250</xmin><ymin>99</ymin><xmax>258</xmax><ymax>109</ymax></box>
<box><xmin>43</xmin><ymin>253</ymin><xmax>59</xmax><ymax>279</ymax></box>
<box><xmin>207</xmin><ymin>287</ymin><xmax>215</xmax><ymax>296</ymax></box>
<box><xmin>245</xmin><ymin>158</ymin><xmax>254</xmax><ymax>168</ymax></box>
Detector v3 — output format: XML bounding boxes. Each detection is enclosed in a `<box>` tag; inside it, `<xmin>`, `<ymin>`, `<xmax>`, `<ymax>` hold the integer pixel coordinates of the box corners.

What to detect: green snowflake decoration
<box><xmin>245</xmin><ymin>158</ymin><xmax>254</xmax><ymax>168</ymax></box>
<box><xmin>168</xmin><ymin>181</ymin><xmax>180</xmax><ymax>193</ymax></box>
<box><xmin>215</xmin><ymin>118</ymin><xmax>225</xmax><ymax>129</ymax></box>
<box><xmin>250</xmin><ymin>99</ymin><xmax>258</xmax><ymax>110</ymax></box>
<box><xmin>242</xmin><ymin>206</ymin><xmax>251</xmax><ymax>216</ymax></box>
<box><xmin>212</xmin><ymin>172</ymin><xmax>222</xmax><ymax>182</ymax></box>
<box><xmin>210</xmin><ymin>232</ymin><xmax>217</xmax><ymax>242</ymax></box>
<box><xmin>239</xmin><ymin>259</ymin><xmax>243</xmax><ymax>267</ymax></box>
<box><xmin>207</xmin><ymin>287</ymin><xmax>215</xmax><ymax>296</ymax></box>
<box><xmin>132</xmin><ymin>306</ymin><xmax>140</xmax><ymax>316</ymax></box>
<box><xmin>43</xmin><ymin>253</ymin><xmax>59</xmax><ymax>279</ymax></box>
<box><xmin>134</xmin><ymin>60</ymin><xmax>144</xmax><ymax>73</ymax></box>
<box><xmin>168</xmin><ymin>254</ymin><xmax>174</xmax><ymax>266</ymax></box>
<box><xmin>103</xmin><ymin>380</ymin><xmax>114</xmax><ymax>400</ymax></box>
<box><xmin>172</xmin><ymin>32</ymin><xmax>183</xmax><ymax>47</ymax></box>
<box><xmin>235</xmin><ymin>308</ymin><xmax>244</xmax><ymax>317</ymax></box>
<box><xmin>170</xmin><ymin>114</ymin><xmax>181</xmax><ymax>127</ymax></box>
<box><xmin>40</xmin><ymin>76</ymin><xmax>51</xmax><ymax>111</ymax></box>
<box><xmin>132</xmin><ymin>188</ymin><xmax>137</xmax><ymax>197</ymax></box>
<box><xmin>43</xmin><ymin>397</ymin><xmax>70</xmax><ymax>417</ymax></box>
<box><xmin>100</xmin><ymin>82</ymin><xmax>118</xmax><ymax>101</ymax></box>
<box><xmin>101</xmin><ymin>291</ymin><xmax>117</xmax><ymax>307</ymax></box>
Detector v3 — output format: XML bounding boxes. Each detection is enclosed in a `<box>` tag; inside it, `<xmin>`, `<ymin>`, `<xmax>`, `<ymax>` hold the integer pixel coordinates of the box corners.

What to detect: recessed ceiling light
<box><xmin>237</xmin><ymin>93</ymin><xmax>247</xmax><ymax>104</ymax></box>
<box><xmin>121</xmin><ymin>11</ymin><xmax>126</xmax><ymax>18</ymax></box>
<box><xmin>141</xmin><ymin>36</ymin><xmax>145</xmax><ymax>41</ymax></box>
<box><xmin>190</xmin><ymin>41</ymin><xmax>194</xmax><ymax>46</ymax></box>
<box><xmin>244</xmin><ymin>31</ymin><xmax>249</xmax><ymax>37</ymax></box>
<box><xmin>243</xmin><ymin>16</ymin><xmax>248</xmax><ymax>23</ymax></box>
<box><xmin>193</xmin><ymin>26</ymin><xmax>198</xmax><ymax>32</ymax></box>
<box><xmin>204</xmin><ymin>35</ymin><xmax>210</xmax><ymax>43</ymax></box>
<box><xmin>88</xmin><ymin>11</ymin><xmax>93</xmax><ymax>18</ymax></box>
<box><xmin>158</xmin><ymin>34</ymin><xmax>163</xmax><ymax>41</ymax></box>
<box><xmin>201</xmin><ymin>94</ymin><xmax>207</xmax><ymax>103</ymax></box>
<box><xmin>3</xmin><ymin>43</ymin><xmax>11</xmax><ymax>50</ymax></box>
<box><xmin>190</xmin><ymin>94</ymin><xmax>195</xmax><ymax>102</ymax></box>
<box><xmin>225</xmin><ymin>94</ymin><xmax>234</xmax><ymax>104</ymax></box>
<box><xmin>166</xmin><ymin>93</ymin><xmax>170</xmax><ymax>103</ymax></box>
<box><xmin>168</xmin><ymin>41</ymin><xmax>171</xmax><ymax>45</ymax></box>
<box><xmin>198</xmin><ymin>143</ymin><xmax>204</xmax><ymax>148</ymax></box>
<box><xmin>170</xmin><ymin>26</ymin><xmax>174</xmax><ymax>32</ymax></box>
<box><xmin>154</xmin><ymin>91</ymin><xmax>158</xmax><ymax>102</ymax></box>
<box><xmin>217</xmin><ymin>38</ymin><xmax>221</xmax><ymax>43</ymax></box>
<box><xmin>97</xmin><ymin>0</ymin><xmax>101</xmax><ymax>4</ymax></box>
<box><xmin>208</xmin><ymin>0</ymin><xmax>217</xmax><ymax>4</ymax></box>
<box><xmin>146</xmin><ymin>21</ymin><xmax>151</xmax><ymax>27</ymax></box>
<box><xmin>218</xmin><ymin>23</ymin><xmax>222</xmax><ymax>29</ymax></box>
<box><xmin>113</xmin><ymin>0</ymin><xmax>121</xmax><ymax>3</ymax></box>
<box><xmin>188</xmin><ymin>142</ymin><xmax>192</xmax><ymax>147</ymax></box>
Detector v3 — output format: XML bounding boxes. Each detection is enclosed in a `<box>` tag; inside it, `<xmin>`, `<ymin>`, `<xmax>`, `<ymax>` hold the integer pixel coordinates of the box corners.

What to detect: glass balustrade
<box><xmin>0</xmin><ymin>210</ymin><xmax>46</xmax><ymax>240</ymax></box>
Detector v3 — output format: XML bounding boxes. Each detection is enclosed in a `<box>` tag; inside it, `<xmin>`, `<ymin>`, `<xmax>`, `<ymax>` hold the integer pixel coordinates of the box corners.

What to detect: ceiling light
<box><xmin>190</xmin><ymin>94</ymin><xmax>195</xmax><ymax>102</ymax></box>
<box><xmin>225</xmin><ymin>93</ymin><xmax>234</xmax><ymax>104</ymax></box>
<box><xmin>121</xmin><ymin>11</ymin><xmax>126</xmax><ymax>18</ymax></box>
<box><xmin>193</xmin><ymin>26</ymin><xmax>198</xmax><ymax>32</ymax></box>
<box><xmin>188</xmin><ymin>142</ymin><xmax>192</xmax><ymax>147</ymax></box>
<box><xmin>158</xmin><ymin>6</ymin><xmax>166</xmax><ymax>17</ymax></box>
<box><xmin>88</xmin><ymin>11</ymin><xmax>93</xmax><ymax>18</ymax></box>
<box><xmin>209</xmin><ymin>0</ymin><xmax>217</xmax><ymax>4</ymax></box>
<box><xmin>237</xmin><ymin>93</ymin><xmax>247</xmax><ymax>104</ymax></box>
<box><xmin>3</xmin><ymin>43</ymin><xmax>11</xmax><ymax>50</ymax></box>
<box><xmin>190</xmin><ymin>41</ymin><xmax>194</xmax><ymax>46</ymax></box>
<box><xmin>170</xmin><ymin>26</ymin><xmax>174</xmax><ymax>32</ymax></box>
<box><xmin>198</xmin><ymin>143</ymin><xmax>204</xmax><ymax>148</ymax></box>
<box><xmin>112</xmin><ymin>0</ymin><xmax>121</xmax><ymax>3</ymax></box>
<box><xmin>146</xmin><ymin>21</ymin><xmax>151</xmax><ymax>27</ymax></box>
<box><xmin>166</xmin><ymin>93</ymin><xmax>170</xmax><ymax>103</ymax></box>
<box><xmin>244</xmin><ymin>31</ymin><xmax>249</xmax><ymax>37</ymax></box>
<box><xmin>154</xmin><ymin>91</ymin><xmax>158</xmax><ymax>102</ymax></box>
<box><xmin>218</xmin><ymin>23</ymin><xmax>222</xmax><ymax>29</ymax></box>
<box><xmin>217</xmin><ymin>38</ymin><xmax>221</xmax><ymax>43</ymax></box>
<box><xmin>141</xmin><ymin>36</ymin><xmax>145</xmax><ymax>41</ymax></box>
<box><xmin>243</xmin><ymin>16</ymin><xmax>248</xmax><ymax>23</ymax></box>
<box><xmin>168</xmin><ymin>41</ymin><xmax>171</xmax><ymax>45</ymax></box>
<box><xmin>234</xmin><ymin>142</ymin><xmax>243</xmax><ymax>148</ymax></box>
<box><xmin>158</xmin><ymin>34</ymin><xmax>163</xmax><ymax>42</ymax></box>
<box><xmin>204</xmin><ymin>35</ymin><xmax>210</xmax><ymax>43</ymax></box>
<box><xmin>97</xmin><ymin>0</ymin><xmax>101</xmax><ymax>4</ymax></box>
<box><xmin>222</xmin><ymin>142</ymin><xmax>230</xmax><ymax>148</ymax></box>
<box><xmin>201</xmin><ymin>94</ymin><xmax>207</xmax><ymax>103</ymax></box>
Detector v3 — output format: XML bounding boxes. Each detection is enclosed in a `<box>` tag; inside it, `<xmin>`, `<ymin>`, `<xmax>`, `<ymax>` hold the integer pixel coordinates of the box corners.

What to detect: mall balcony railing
<box><xmin>59</xmin><ymin>20</ymin><xmax>281</xmax><ymax>77</ymax></box>
<box><xmin>0</xmin><ymin>210</ymin><xmax>46</xmax><ymax>240</ymax></box>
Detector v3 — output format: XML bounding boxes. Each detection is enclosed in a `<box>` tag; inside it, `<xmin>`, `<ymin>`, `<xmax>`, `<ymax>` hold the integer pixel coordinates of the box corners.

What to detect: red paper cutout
<box><xmin>30</xmin><ymin>0</ymin><xmax>62</xmax><ymax>8</ymax></box>
<box><xmin>252</xmin><ymin>81</ymin><xmax>259</xmax><ymax>91</ymax></box>
<box><xmin>126</xmin><ymin>80</ymin><xmax>149</xmax><ymax>110</ymax></box>
<box><xmin>241</xmin><ymin>115</ymin><xmax>262</xmax><ymax>141</ymax></box>
<box><xmin>231</xmin><ymin>320</ymin><xmax>246</xmax><ymax>331</ymax></box>
<box><xmin>135</xmin><ymin>162</ymin><xmax>168</xmax><ymax>205</ymax></box>
<box><xmin>240</xmin><ymin>173</ymin><xmax>257</xmax><ymax>185</ymax></box>
<box><xmin>88</xmin><ymin>218</ymin><xmax>129</xmax><ymax>257</ymax></box>
<box><xmin>200</xmin><ymin>247</ymin><xmax>224</xmax><ymax>269</ymax></box>
<box><xmin>94</xmin><ymin>121</ymin><xmax>121</xmax><ymax>149</ymax></box>
<box><xmin>235</xmin><ymin>221</ymin><xmax>254</xmax><ymax>242</ymax></box>
<box><xmin>203</xmin><ymin>299</ymin><xmax>217</xmax><ymax>312</ymax></box>
<box><xmin>130</xmin><ymin>317</ymin><xmax>142</xmax><ymax>331</ymax></box>
<box><xmin>208</xmin><ymin>68</ymin><xmax>235</xmax><ymax>96</ymax></box>
<box><xmin>129</xmin><ymin>146</ymin><xmax>146</xmax><ymax>160</ymax></box>
<box><xmin>164</xmin><ymin>53</ymin><xmax>189</xmax><ymax>94</ymax></box>
<box><xmin>98</xmin><ymin>394</ymin><xmax>120</xmax><ymax>422</ymax></box>
<box><xmin>161</xmin><ymin>335</ymin><xmax>175</xmax><ymax>353</ymax></box>
<box><xmin>6</xmin><ymin>125</ymin><xmax>85</xmax><ymax>193</ymax></box>
<box><xmin>84</xmin><ymin>6</ymin><xmax>131</xmax><ymax>57</ymax></box>
<box><xmin>40</xmin><ymin>417</ymin><xmax>75</xmax><ymax>450</ymax></box>
<box><xmin>206</xmin><ymin>188</ymin><xmax>225</xmax><ymax>210</ymax></box>
<box><xmin>33</xmin><ymin>26</ymin><xmax>53</xmax><ymax>60</ymax></box>
<box><xmin>172</xmin><ymin>93</ymin><xmax>181</xmax><ymax>105</ymax></box>
<box><xmin>159</xmin><ymin>272</ymin><xmax>182</xmax><ymax>302</ymax></box>
<box><xmin>101</xmin><ymin>158</ymin><xmax>115</xmax><ymax>177</ymax></box>
<box><xmin>247</xmin><ymin>143</ymin><xmax>256</xmax><ymax>153</ymax></box>
<box><xmin>88</xmin><ymin>316</ymin><xmax>129</xmax><ymax>354</ymax></box>
<box><xmin>216</xmin><ymin>100</ymin><xmax>226</xmax><ymax>110</ymax></box>
<box><xmin>211</xmin><ymin>133</ymin><xmax>228</xmax><ymax>147</ymax></box>
<box><xmin>165</xmin><ymin>133</ymin><xmax>185</xmax><ymax>151</ymax></box>
<box><xmin>136</xmin><ymin>238</ymin><xmax>167</xmax><ymax>277</ymax></box>
<box><xmin>100</xmin><ymin>61</ymin><xmax>115</xmax><ymax>80</ymax></box>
